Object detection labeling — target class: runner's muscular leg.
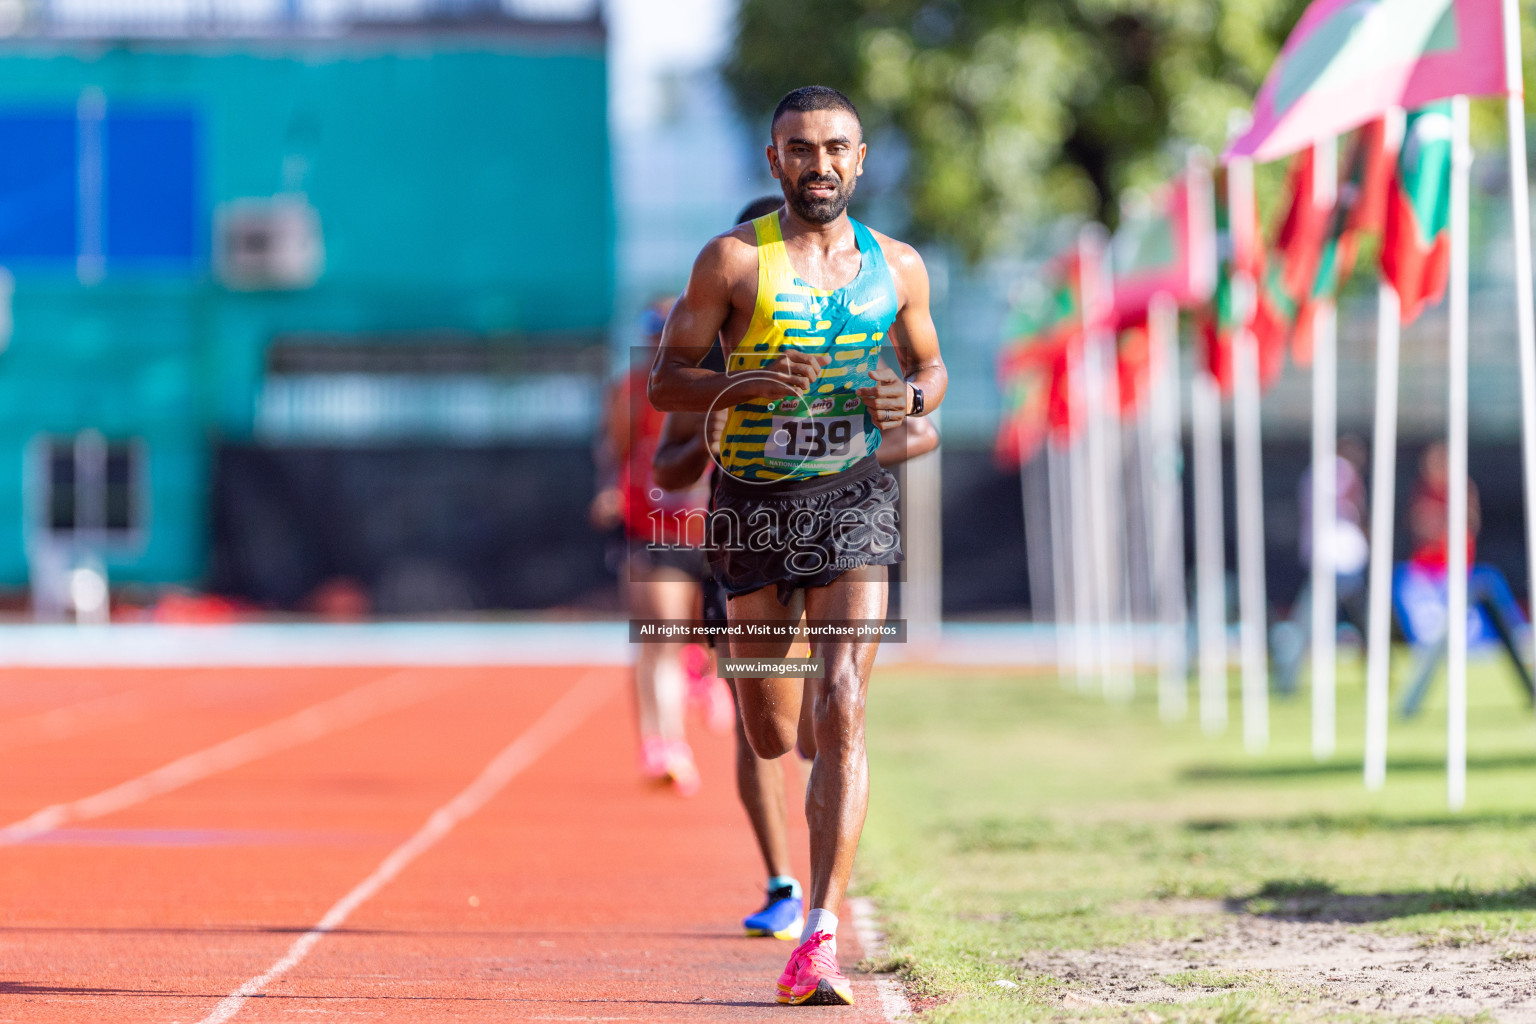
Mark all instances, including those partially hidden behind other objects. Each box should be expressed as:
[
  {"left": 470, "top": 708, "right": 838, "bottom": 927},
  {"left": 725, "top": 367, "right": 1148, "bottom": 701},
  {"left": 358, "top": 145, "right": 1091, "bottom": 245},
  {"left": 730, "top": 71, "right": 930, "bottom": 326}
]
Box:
[
  {"left": 796, "top": 678, "right": 817, "bottom": 760},
  {"left": 728, "top": 584, "right": 807, "bottom": 759},
  {"left": 730, "top": 679, "right": 793, "bottom": 879},
  {"left": 801, "top": 565, "right": 887, "bottom": 914},
  {"left": 630, "top": 562, "right": 699, "bottom": 741},
  {"left": 731, "top": 607, "right": 811, "bottom": 880}
]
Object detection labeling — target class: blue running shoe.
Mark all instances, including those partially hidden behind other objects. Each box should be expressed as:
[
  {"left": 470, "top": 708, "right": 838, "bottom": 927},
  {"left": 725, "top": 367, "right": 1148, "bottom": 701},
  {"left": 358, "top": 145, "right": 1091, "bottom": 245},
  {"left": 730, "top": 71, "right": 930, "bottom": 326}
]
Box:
[{"left": 743, "top": 883, "right": 804, "bottom": 940}]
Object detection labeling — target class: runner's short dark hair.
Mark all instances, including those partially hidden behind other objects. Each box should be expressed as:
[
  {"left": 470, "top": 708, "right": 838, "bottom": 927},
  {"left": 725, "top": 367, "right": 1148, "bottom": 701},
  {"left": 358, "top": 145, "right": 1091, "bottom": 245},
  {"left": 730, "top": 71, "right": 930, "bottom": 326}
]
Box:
[
  {"left": 735, "top": 196, "right": 784, "bottom": 225},
  {"left": 771, "top": 86, "right": 862, "bottom": 141}
]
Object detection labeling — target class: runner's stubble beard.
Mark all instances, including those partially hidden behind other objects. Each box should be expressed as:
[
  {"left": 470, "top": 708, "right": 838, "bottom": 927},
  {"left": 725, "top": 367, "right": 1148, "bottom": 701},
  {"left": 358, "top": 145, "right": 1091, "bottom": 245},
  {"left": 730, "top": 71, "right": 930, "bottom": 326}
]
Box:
[{"left": 782, "top": 168, "right": 856, "bottom": 225}]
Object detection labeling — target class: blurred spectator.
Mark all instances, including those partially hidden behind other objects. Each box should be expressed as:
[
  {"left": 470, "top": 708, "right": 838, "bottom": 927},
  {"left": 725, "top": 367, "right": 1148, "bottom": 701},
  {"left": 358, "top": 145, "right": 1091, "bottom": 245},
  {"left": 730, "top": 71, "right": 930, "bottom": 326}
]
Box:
[
  {"left": 304, "top": 576, "right": 372, "bottom": 621},
  {"left": 150, "top": 590, "right": 245, "bottom": 623},
  {"left": 1298, "top": 434, "right": 1372, "bottom": 589},
  {"left": 1408, "top": 441, "right": 1480, "bottom": 572},
  {"left": 1272, "top": 435, "right": 1372, "bottom": 694},
  {"left": 1393, "top": 445, "right": 1532, "bottom": 717}
]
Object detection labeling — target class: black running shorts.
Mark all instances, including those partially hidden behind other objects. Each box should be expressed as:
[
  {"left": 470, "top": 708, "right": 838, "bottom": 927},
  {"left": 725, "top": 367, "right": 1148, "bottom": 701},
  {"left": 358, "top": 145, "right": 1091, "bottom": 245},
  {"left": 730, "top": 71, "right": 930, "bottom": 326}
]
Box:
[
  {"left": 701, "top": 576, "right": 729, "bottom": 647},
  {"left": 707, "top": 456, "right": 902, "bottom": 606}
]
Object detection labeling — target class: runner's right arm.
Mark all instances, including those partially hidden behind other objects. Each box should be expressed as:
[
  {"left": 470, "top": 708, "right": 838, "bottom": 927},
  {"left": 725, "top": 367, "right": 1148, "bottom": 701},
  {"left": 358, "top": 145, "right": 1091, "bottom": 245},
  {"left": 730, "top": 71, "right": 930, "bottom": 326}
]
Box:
[
  {"left": 647, "top": 234, "right": 827, "bottom": 413},
  {"left": 651, "top": 411, "right": 709, "bottom": 491},
  {"left": 587, "top": 378, "right": 628, "bottom": 529}
]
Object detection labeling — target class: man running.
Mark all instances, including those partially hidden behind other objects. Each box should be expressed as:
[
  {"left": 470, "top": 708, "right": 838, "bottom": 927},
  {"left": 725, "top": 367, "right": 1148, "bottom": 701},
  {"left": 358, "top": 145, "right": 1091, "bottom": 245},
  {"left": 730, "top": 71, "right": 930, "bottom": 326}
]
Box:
[
  {"left": 648, "top": 86, "right": 946, "bottom": 1006},
  {"left": 652, "top": 195, "right": 940, "bottom": 946},
  {"left": 590, "top": 297, "right": 714, "bottom": 795}
]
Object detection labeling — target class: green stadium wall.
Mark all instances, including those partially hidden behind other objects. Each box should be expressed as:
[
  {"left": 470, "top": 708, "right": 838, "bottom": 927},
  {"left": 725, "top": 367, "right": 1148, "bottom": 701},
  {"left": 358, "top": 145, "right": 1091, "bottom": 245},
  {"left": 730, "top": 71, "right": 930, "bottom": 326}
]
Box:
[{"left": 0, "top": 33, "right": 613, "bottom": 588}]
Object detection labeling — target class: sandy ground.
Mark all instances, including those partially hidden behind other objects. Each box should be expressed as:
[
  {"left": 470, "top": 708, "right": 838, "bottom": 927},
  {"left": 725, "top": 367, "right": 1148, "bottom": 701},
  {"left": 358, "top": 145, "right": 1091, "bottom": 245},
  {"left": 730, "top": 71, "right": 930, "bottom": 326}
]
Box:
[{"left": 1019, "top": 900, "right": 1536, "bottom": 1021}]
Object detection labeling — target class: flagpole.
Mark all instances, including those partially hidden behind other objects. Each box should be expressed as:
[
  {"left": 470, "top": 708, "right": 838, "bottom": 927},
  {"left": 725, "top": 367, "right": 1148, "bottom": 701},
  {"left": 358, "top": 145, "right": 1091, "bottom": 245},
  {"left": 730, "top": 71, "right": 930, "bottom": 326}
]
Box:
[
  {"left": 1047, "top": 440, "right": 1074, "bottom": 686},
  {"left": 1228, "top": 153, "right": 1269, "bottom": 753},
  {"left": 1080, "top": 225, "right": 1132, "bottom": 701},
  {"left": 1134, "top": 407, "right": 1159, "bottom": 675},
  {"left": 1086, "top": 330, "right": 1117, "bottom": 699},
  {"left": 1020, "top": 438, "right": 1052, "bottom": 625},
  {"left": 1068, "top": 229, "right": 1102, "bottom": 695},
  {"left": 1078, "top": 229, "right": 1109, "bottom": 697},
  {"left": 1364, "top": 279, "right": 1402, "bottom": 791},
  {"left": 1311, "top": 136, "right": 1340, "bottom": 761},
  {"left": 1501, "top": 0, "right": 1536, "bottom": 672},
  {"left": 1101, "top": 338, "right": 1135, "bottom": 703},
  {"left": 1192, "top": 362, "right": 1227, "bottom": 734},
  {"left": 1447, "top": 94, "right": 1472, "bottom": 812},
  {"left": 1087, "top": 325, "right": 1129, "bottom": 700},
  {"left": 1149, "top": 292, "right": 1189, "bottom": 721},
  {"left": 1068, "top": 344, "right": 1096, "bottom": 693},
  {"left": 1233, "top": 333, "right": 1268, "bottom": 751},
  {"left": 1364, "top": 106, "right": 1409, "bottom": 792}
]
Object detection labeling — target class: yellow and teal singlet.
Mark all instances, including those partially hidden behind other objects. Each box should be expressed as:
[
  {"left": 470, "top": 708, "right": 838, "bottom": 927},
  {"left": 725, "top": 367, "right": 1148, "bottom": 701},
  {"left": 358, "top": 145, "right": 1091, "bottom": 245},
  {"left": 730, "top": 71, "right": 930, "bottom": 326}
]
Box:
[{"left": 718, "top": 212, "right": 898, "bottom": 484}]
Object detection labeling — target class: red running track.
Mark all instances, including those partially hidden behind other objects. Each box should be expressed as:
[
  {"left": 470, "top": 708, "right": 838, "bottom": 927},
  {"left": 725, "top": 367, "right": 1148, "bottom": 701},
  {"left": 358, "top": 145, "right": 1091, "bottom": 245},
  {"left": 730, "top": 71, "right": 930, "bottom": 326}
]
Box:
[{"left": 0, "top": 665, "right": 899, "bottom": 1022}]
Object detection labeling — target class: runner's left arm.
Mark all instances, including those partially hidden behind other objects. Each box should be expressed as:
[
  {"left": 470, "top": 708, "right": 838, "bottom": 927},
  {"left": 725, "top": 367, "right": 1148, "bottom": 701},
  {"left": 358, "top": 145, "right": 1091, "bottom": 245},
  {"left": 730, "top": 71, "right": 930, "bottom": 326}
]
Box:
[
  {"left": 858, "top": 240, "right": 947, "bottom": 431},
  {"left": 875, "top": 415, "right": 939, "bottom": 467},
  {"left": 887, "top": 243, "right": 947, "bottom": 412}
]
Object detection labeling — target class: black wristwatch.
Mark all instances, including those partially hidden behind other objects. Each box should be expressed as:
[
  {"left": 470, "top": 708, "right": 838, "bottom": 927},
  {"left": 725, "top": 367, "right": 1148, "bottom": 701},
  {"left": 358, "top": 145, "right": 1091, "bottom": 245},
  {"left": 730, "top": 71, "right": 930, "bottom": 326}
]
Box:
[{"left": 907, "top": 383, "right": 924, "bottom": 416}]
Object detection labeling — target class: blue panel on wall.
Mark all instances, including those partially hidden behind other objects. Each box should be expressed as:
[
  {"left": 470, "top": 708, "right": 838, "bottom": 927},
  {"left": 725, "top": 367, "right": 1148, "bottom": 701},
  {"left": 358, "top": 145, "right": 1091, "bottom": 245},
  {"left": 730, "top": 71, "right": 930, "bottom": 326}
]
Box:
[
  {"left": 0, "top": 112, "right": 76, "bottom": 262},
  {"left": 106, "top": 111, "right": 198, "bottom": 265}
]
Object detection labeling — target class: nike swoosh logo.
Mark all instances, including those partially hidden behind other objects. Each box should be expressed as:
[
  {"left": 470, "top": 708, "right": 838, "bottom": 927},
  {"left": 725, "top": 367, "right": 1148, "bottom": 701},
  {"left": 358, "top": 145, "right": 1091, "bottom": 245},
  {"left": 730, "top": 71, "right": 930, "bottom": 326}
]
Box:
[{"left": 848, "top": 298, "right": 882, "bottom": 316}]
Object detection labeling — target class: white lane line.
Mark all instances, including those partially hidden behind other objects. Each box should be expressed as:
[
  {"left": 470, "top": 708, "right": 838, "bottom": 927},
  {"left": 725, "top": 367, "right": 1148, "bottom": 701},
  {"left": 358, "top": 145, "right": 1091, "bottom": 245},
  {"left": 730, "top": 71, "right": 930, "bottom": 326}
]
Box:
[
  {"left": 848, "top": 896, "right": 913, "bottom": 1022},
  {"left": 876, "top": 978, "right": 914, "bottom": 1022},
  {"left": 0, "top": 669, "right": 450, "bottom": 846},
  {"left": 195, "top": 669, "right": 615, "bottom": 1024}
]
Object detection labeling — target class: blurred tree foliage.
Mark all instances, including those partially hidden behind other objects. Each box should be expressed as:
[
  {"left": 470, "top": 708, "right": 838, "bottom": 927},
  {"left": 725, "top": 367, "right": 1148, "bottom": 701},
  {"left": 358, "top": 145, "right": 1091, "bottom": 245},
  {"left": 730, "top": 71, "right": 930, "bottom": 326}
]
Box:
[
  {"left": 730, "top": 0, "right": 1536, "bottom": 261},
  {"left": 726, "top": 0, "right": 1317, "bottom": 258}
]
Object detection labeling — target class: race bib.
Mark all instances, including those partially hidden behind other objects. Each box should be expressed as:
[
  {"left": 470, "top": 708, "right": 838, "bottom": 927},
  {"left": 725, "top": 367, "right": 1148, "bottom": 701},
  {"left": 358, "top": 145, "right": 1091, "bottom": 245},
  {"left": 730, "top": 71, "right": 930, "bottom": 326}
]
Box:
[{"left": 761, "top": 393, "right": 868, "bottom": 472}]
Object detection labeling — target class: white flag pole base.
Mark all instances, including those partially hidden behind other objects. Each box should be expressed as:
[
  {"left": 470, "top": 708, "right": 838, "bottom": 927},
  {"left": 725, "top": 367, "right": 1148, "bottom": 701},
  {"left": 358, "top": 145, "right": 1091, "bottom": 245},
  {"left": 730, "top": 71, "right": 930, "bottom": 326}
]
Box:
[
  {"left": 1310, "top": 300, "right": 1339, "bottom": 761},
  {"left": 1505, "top": 103, "right": 1536, "bottom": 669},
  {"left": 1233, "top": 329, "right": 1269, "bottom": 753},
  {"left": 1192, "top": 370, "right": 1227, "bottom": 734},
  {"left": 1149, "top": 294, "right": 1188, "bottom": 723},
  {"left": 1446, "top": 95, "right": 1472, "bottom": 812},
  {"left": 1501, "top": 0, "right": 1536, "bottom": 684},
  {"left": 1364, "top": 282, "right": 1402, "bottom": 791},
  {"left": 1309, "top": 138, "right": 1340, "bottom": 763}
]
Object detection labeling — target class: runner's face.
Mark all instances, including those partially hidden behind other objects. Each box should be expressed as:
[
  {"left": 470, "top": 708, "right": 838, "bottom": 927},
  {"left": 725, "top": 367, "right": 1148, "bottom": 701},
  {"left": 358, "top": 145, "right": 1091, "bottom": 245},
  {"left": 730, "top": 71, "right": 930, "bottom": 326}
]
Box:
[{"left": 767, "top": 110, "right": 865, "bottom": 225}]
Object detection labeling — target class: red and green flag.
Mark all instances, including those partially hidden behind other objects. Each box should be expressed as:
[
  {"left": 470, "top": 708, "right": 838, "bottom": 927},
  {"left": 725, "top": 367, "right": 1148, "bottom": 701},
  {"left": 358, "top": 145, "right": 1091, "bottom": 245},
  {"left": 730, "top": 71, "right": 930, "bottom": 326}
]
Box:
[
  {"left": 1105, "top": 158, "right": 1217, "bottom": 417},
  {"left": 1382, "top": 101, "right": 1454, "bottom": 323},
  {"left": 1308, "top": 118, "right": 1394, "bottom": 302},
  {"left": 1226, "top": 0, "right": 1511, "bottom": 164},
  {"left": 1201, "top": 164, "right": 1287, "bottom": 392},
  {"left": 1113, "top": 314, "right": 1155, "bottom": 416},
  {"left": 1289, "top": 118, "right": 1396, "bottom": 359},
  {"left": 1110, "top": 159, "right": 1217, "bottom": 322},
  {"left": 1261, "top": 148, "right": 1331, "bottom": 365},
  {"left": 995, "top": 254, "right": 1088, "bottom": 467}
]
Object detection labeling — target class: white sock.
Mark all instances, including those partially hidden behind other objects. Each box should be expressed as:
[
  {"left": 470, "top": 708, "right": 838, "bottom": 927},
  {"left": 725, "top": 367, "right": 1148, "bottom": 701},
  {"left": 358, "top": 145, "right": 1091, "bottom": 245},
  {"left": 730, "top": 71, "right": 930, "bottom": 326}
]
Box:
[{"left": 801, "top": 908, "right": 838, "bottom": 953}]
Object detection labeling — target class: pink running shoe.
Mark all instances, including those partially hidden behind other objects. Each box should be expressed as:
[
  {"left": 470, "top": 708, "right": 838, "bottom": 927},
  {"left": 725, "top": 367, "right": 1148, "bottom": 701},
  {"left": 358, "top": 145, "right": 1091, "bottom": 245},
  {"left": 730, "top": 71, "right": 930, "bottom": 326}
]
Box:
[
  {"left": 782, "top": 931, "right": 853, "bottom": 1006},
  {"left": 639, "top": 736, "right": 670, "bottom": 782},
  {"left": 682, "top": 642, "right": 711, "bottom": 684},
  {"left": 775, "top": 936, "right": 809, "bottom": 1003},
  {"left": 664, "top": 739, "right": 701, "bottom": 797}
]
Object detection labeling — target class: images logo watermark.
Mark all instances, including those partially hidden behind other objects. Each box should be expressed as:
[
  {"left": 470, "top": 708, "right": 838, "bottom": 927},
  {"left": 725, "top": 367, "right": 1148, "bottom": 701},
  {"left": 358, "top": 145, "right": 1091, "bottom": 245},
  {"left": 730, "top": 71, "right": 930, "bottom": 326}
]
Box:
[{"left": 646, "top": 496, "right": 899, "bottom": 577}]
